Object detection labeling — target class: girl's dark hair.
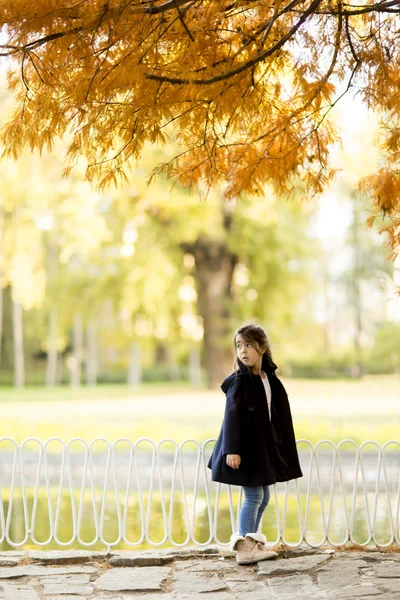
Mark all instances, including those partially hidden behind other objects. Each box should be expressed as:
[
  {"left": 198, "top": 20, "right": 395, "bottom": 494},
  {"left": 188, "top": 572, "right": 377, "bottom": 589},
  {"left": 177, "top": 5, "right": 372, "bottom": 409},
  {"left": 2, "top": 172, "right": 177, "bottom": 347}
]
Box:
[{"left": 232, "top": 322, "right": 274, "bottom": 372}]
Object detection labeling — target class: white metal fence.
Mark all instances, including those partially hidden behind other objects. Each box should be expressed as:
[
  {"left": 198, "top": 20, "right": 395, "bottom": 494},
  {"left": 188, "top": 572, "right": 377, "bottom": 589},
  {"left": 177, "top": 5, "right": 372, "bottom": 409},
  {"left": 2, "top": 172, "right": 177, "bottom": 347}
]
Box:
[{"left": 0, "top": 437, "right": 399, "bottom": 550}]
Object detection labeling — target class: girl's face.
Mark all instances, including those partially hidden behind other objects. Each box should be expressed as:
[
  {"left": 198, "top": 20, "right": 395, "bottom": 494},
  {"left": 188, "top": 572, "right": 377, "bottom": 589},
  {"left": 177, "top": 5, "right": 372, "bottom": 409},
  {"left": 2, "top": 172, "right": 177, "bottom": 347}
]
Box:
[{"left": 235, "top": 334, "right": 265, "bottom": 370}]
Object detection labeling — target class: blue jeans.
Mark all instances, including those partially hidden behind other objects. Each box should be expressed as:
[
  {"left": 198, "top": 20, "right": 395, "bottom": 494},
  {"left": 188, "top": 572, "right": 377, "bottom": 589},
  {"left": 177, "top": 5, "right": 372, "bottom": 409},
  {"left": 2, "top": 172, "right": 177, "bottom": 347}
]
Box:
[{"left": 239, "top": 485, "right": 270, "bottom": 536}]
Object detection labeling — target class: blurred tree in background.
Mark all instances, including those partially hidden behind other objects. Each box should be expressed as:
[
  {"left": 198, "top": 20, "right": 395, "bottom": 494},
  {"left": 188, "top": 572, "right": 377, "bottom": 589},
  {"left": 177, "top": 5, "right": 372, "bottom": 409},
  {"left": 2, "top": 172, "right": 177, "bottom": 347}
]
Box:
[
  {"left": 0, "top": 135, "right": 397, "bottom": 387},
  {"left": 0, "top": 130, "right": 321, "bottom": 387}
]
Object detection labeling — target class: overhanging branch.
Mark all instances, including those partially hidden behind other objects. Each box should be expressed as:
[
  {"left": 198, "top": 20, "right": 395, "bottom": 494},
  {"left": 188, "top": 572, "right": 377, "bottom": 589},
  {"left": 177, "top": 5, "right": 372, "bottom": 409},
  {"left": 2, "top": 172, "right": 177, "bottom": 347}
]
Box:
[{"left": 145, "top": 0, "right": 322, "bottom": 85}]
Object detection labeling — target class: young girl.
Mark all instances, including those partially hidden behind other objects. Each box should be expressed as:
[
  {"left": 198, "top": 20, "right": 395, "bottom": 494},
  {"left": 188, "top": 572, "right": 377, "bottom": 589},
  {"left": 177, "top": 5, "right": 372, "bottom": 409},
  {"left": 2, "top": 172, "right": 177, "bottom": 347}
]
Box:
[{"left": 207, "top": 323, "right": 303, "bottom": 565}]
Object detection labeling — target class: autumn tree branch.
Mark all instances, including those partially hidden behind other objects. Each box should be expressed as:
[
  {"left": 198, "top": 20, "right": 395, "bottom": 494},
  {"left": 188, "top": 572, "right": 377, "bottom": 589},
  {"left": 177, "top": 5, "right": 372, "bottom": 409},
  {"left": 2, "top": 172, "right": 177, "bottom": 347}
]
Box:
[
  {"left": 1, "top": 0, "right": 400, "bottom": 267},
  {"left": 145, "top": 0, "right": 323, "bottom": 84}
]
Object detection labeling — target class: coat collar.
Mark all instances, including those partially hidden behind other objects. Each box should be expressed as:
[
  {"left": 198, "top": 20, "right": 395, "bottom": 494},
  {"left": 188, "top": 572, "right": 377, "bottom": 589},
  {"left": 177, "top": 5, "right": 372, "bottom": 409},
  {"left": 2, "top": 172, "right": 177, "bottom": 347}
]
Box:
[
  {"left": 237, "top": 354, "right": 278, "bottom": 376},
  {"left": 220, "top": 355, "right": 278, "bottom": 393}
]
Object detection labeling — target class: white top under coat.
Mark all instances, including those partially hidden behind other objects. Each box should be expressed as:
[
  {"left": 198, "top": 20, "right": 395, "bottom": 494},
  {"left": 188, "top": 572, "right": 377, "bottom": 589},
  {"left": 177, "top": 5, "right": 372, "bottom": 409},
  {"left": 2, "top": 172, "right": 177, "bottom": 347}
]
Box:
[{"left": 261, "top": 371, "right": 272, "bottom": 421}]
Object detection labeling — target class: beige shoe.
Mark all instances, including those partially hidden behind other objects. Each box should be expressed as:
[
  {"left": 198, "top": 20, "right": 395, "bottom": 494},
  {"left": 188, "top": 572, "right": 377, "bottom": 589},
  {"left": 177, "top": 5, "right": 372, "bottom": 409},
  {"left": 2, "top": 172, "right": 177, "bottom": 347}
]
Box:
[
  {"left": 230, "top": 532, "right": 278, "bottom": 565},
  {"left": 245, "top": 532, "right": 279, "bottom": 559}
]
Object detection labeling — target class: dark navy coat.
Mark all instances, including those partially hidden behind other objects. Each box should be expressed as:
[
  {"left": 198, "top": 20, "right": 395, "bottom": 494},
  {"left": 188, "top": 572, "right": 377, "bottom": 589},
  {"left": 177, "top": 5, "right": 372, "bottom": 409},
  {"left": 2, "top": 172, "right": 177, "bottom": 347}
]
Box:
[{"left": 207, "top": 356, "right": 303, "bottom": 486}]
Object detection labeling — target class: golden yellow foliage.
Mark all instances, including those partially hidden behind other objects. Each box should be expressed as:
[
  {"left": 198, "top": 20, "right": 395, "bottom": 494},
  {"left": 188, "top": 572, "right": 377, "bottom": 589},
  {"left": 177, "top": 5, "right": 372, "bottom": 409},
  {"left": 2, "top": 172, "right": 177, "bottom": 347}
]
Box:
[{"left": 0, "top": 0, "right": 400, "bottom": 261}]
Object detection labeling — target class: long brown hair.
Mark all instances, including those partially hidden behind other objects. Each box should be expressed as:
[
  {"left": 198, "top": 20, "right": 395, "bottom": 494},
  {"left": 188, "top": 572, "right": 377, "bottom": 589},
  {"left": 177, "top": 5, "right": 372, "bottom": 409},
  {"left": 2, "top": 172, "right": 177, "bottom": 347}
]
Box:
[{"left": 232, "top": 322, "right": 275, "bottom": 373}]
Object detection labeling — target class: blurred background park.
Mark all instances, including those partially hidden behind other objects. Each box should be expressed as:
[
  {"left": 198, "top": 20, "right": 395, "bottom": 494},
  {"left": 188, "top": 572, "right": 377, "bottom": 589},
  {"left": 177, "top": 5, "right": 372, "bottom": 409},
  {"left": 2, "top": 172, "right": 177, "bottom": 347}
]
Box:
[
  {"left": 0, "top": 75, "right": 399, "bottom": 551},
  {"left": 0, "top": 72, "right": 399, "bottom": 443}
]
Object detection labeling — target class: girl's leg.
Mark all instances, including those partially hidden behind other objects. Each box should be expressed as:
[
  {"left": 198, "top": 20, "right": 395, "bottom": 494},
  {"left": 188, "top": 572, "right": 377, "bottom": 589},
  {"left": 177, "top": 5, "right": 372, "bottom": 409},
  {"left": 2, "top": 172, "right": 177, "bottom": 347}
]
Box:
[
  {"left": 238, "top": 486, "right": 264, "bottom": 536},
  {"left": 254, "top": 485, "right": 270, "bottom": 533}
]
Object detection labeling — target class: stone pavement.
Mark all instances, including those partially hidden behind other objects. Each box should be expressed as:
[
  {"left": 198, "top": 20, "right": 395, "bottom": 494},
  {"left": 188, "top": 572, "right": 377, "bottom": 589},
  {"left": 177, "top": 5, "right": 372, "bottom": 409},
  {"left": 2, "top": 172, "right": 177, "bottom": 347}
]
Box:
[{"left": 0, "top": 544, "right": 399, "bottom": 600}]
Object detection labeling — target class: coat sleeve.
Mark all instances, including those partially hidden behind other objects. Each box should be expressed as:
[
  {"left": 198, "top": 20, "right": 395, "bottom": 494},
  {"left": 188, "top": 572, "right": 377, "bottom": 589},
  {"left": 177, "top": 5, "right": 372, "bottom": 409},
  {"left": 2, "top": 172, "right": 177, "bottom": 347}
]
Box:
[{"left": 222, "top": 376, "right": 246, "bottom": 456}]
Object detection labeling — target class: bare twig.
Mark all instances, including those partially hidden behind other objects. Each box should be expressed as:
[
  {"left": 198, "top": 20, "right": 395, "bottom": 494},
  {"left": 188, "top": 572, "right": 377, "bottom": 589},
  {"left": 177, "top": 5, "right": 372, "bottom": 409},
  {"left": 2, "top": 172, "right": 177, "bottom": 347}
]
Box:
[{"left": 172, "top": 0, "right": 195, "bottom": 41}]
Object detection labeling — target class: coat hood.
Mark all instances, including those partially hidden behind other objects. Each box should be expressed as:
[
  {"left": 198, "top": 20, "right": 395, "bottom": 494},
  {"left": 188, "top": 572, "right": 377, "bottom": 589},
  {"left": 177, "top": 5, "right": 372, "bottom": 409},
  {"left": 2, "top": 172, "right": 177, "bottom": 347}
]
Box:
[
  {"left": 220, "top": 372, "right": 238, "bottom": 394},
  {"left": 220, "top": 355, "right": 278, "bottom": 393}
]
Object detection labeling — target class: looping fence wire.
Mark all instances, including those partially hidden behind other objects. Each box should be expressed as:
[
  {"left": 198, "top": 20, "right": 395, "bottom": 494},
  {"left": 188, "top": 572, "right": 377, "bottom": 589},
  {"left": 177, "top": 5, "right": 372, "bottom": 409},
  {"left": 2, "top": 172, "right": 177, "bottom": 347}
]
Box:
[{"left": 0, "top": 437, "right": 399, "bottom": 550}]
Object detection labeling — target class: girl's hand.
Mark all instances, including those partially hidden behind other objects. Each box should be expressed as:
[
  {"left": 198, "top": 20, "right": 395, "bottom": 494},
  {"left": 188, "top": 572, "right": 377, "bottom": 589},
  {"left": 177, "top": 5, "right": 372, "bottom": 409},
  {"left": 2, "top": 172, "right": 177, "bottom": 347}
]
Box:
[{"left": 226, "top": 454, "right": 241, "bottom": 469}]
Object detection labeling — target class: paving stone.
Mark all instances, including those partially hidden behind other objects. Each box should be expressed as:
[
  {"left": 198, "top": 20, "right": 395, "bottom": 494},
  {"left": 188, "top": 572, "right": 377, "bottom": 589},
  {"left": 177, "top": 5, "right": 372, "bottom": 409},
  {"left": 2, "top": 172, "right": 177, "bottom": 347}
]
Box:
[
  {"left": 171, "top": 594, "right": 236, "bottom": 600},
  {"left": 174, "top": 558, "right": 237, "bottom": 572},
  {"left": 224, "top": 576, "right": 269, "bottom": 593},
  {"left": 334, "top": 583, "right": 381, "bottom": 598},
  {"left": 41, "top": 583, "right": 94, "bottom": 595},
  {"left": 0, "top": 583, "right": 40, "bottom": 600},
  {"left": 316, "top": 555, "right": 372, "bottom": 589},
  {"left": 338, "top": 551, "right": 378, "bottom": 562},
  {"left": 94, "top": 596, "right": 174, "bottom": 600},
  {"left": 226, "top": 583, "right": 268, "bottom": 594},
  {"left": 317, "top": 563, "right": 365, "bottom": 588},
  {"left": 379, "top": 552, "right": 400, "bottom": 561},
  {"left": 120, "top": 597, "right": 175, "bottom": 600},
  {"left": 0, "top": 547, "right": 398, "bottom": 599},
  {"left": 280, "top": 546, "right": 333, "bottom": 559},
  {"left": 43, "top": 597, "right": 88, "bottom": 600},
  {"left": 108, "top": 551, "right": 165, "bottom": 567},
  {"left": 0, "top": 565, "right": 97, "bottom": 579},
  {"left": 334, "top": 551, "right": 400, "bottom": 563},
  {"left": 229, "top": 594, "right": 275, "bottom": 600},
  {"left": 215, "top": 594, "right": 274, "bottom": 600},
  {"left": 353, "top": 552, "right": 400, "bottom": 562},
  {"left": 257, "top": 553, "right": 332, "bottom": 576},
  {"left": 371, "top": 562, "right": 400, "bottom": 578},
  {"left": 360, "top": 566, "right": 376, "bottom": 578},
  {"left": 265, "top": 574, "right": 327, "bottom": 599},
  {"left": 188, "top": 545, "right": 221, "bottom": 555},
  {"left": 223, "top": 574, "right": 252, "bottom": 581},
  {"left": 27, "top": 550, "right": 108, "bottom": 564},
  {"left": 173, "top": 570, "right": 228, "bottom": 594},
  {"left": 0, "top": 558, "right": 22, "bottom": 568},
  {"left": 108, "top": 546, "right": 220, "bottom": 567},
  {"left": 372, "top": 577, "right": 400, "bottom": 592},
  {"left": 318, "top": 556, "right": 370, "bottom": 571},
  {"left": 360, "top": 597, "right": 393, "bottom": 600},
  {"left": 95, "top": 566, "right": 171, "bottom": 592},
  {"left": 38, "top": 575, "right": 91, "bottom": 585}
]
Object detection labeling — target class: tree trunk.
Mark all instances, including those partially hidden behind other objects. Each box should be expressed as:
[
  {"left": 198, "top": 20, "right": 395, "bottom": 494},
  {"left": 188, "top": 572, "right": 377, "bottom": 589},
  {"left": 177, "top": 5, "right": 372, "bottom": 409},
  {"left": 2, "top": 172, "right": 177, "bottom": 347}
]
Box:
[
  {"left": 46, "top": 235, "right": 58, "bottom": 386},
  {"left": 45, "top": 309, "right": 58, "bottom": 386},
  {"left": 350, "top": 195, "right": 363, "bottom": 378},
  {"left": 56, "top": 353, "right": 63, "bottom": 385},
  {"left": 128, "top": 341, "right": 142, "bottom": 386},
  {"left": 166, "top": 346, "right": 180, "bottom": 381},
  {"left": 189, "top": 346, "right": 202, "bottom": 386},
  {"left": 185, "top": 214, "right": 238, "bottom": 388},
  {"left": 12, "top": 296, "right": 24, "bottom": 388},
  {"left": 86, "top": 320, "right": 97, "bottom": 385},
  {"left": 321, "top": 254, "right": 331, "bottom": 356},
  {"left": 70, "top": 312, "right": 83, "bottom": 387}
]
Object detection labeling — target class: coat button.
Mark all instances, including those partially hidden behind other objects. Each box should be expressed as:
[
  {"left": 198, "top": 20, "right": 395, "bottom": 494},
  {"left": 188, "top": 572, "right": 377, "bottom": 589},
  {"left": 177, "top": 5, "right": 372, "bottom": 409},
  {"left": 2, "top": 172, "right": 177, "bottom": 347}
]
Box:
[{"left": 248, "top": 406, "right": 254, "bottom": 411}]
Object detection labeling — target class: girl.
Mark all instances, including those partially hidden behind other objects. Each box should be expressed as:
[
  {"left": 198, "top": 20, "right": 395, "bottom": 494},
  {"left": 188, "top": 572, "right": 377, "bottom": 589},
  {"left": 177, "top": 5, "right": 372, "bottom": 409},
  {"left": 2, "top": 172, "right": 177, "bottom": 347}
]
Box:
[{"left": 207, "top": 323, "right": 303, "bottom": 565}]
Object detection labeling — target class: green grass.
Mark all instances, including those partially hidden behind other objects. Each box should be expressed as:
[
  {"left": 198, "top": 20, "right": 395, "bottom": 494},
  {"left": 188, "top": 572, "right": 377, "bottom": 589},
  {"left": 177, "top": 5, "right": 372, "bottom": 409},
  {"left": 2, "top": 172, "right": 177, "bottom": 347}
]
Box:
[
  {"left": 1, "top": 376, "right": 399, "bottom": 449},
  {"left": 1, "top": 380, "right": 194, "bottom": 403}
]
